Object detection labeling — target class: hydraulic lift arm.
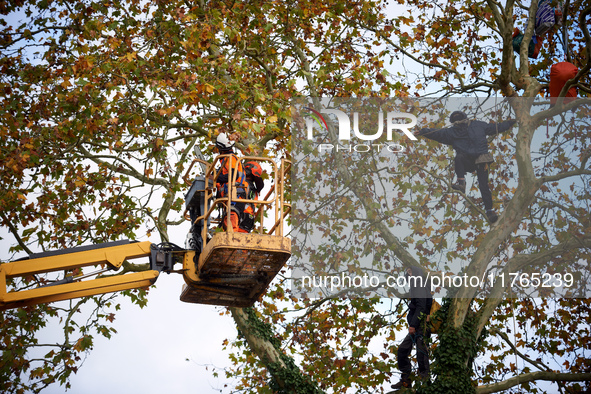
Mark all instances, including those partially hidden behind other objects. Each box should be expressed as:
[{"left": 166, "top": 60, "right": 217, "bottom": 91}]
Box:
[
  {"left": 0, "top": 157, "right": 292, "bottom": 310},
  {"left": 0, "top": 240, "right": 178, "bottom": 311}
]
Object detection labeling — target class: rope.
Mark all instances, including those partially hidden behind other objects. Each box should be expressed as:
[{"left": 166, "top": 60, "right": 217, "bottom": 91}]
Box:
[
  {"left": 509, "top": 292, "right": 521, "bottom": 384},
  {"left": 411, "top": 333, "right": 430, "bottom": 358}
]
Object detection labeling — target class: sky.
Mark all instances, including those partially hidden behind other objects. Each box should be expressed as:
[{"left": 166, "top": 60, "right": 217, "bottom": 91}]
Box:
[{"left": 19, "top": 259, "right": 240, "bottom": 394}]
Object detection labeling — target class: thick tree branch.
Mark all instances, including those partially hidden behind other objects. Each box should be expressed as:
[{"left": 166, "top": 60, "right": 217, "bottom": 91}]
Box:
[
  {"left": 532, "top": 98, "right": 591, "bottom": 125},
  {"left": 476, "top": 234, "right": 591, "bottom": 337},
  {"left": 476, "top": 371, "right": 591, "bottom": 394},
  {"left": 451, "top": 98, "right": 540, "bottom": 306},
  {"left": 518, "top": 1, "right": 538, "bottom": 78},
  {"left": 486, "top": 0, "right": 507, "bottom": 33},
  {"left": 538, "top": 168, "right": 591, "bottom": 184},
  {"left": 229, "top": 307, "right": 324, "bottom": 393},
  {"left": 491, "top": 0, "right": 518, "bottom": 96},
  {"left": 508, "top": 235, "right": 591, "bottom": 273},
  {"left": 560, "top": 6, "right": 591, "bottom": 98}
]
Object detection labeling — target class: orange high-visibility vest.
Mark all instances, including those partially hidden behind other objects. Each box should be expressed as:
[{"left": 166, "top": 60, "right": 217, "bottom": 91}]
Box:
[{"left": 217, "top": 154, "right": 247, "bottom": 197}]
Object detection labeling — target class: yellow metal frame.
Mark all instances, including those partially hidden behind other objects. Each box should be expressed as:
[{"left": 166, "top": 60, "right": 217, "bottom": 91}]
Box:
[
  {"left": 0, "top": 242, "right": 157, "bottom": 310},
  {"left": 180, "top": 232, "right": 291, "bottom": 307},
  {"left": 180, "top": 157, "right": 292, "bottom": 307},
  {"left": 182, "top": 232, "right": 292, "bottom": 284},
  {"left": 183, "top": 156, "right": 291, "bottom": 239}
]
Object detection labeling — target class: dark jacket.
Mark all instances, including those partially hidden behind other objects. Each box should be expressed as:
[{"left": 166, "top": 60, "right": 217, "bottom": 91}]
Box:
[
  {"left": 418, "top": 119, "right": 516, "bottom": 157},
  {"left": 407, "top": 266, "right": 433, "bottom": 331}
]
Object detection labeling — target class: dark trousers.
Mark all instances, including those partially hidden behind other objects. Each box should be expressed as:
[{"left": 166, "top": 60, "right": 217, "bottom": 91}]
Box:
[
  {"left": 397, "top": 333, "right": 430, "bottom": 381},
  {"left": 454, "top": 153, "right": 493, "bottom": 211}
]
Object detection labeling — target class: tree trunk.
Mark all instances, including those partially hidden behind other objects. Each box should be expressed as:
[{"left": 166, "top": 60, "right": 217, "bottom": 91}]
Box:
[{"left": 230, "top": 307, "right": 324, "bottom": 394}]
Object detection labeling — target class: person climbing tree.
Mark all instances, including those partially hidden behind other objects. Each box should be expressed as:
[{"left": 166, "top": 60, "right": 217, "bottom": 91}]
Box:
[
  {"left": 391, "top": 266, "right": 433, "bottom": 391},
  {"left": 414, "top": 111, "right": 517, "bottom": 223}
]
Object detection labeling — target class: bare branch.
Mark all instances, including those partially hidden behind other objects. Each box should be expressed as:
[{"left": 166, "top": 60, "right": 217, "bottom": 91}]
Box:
[
  {"left": 490, "top": 327, "right": 553, "bottom": 373},
  {"left": 0, "top": 212, "right": 33, "bottom": 255}
]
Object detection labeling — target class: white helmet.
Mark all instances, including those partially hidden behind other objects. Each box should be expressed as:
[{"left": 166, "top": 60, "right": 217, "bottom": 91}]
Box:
[{"left": 215, "top": 133, "right": 234, "bottom": 150}]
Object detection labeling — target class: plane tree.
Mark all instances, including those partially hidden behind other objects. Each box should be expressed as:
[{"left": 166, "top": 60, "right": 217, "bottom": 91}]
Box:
[
  {"left": 222, "top": 1, "right": 591, "bottom": 393},
  {"left": 0, "top": 0, "right": 590, "bottom": 393}
]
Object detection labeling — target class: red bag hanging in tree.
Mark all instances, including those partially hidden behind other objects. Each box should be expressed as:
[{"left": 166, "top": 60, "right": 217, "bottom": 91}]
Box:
[{"left": 549, "top": 62, "right": 578, "bottom": 106}]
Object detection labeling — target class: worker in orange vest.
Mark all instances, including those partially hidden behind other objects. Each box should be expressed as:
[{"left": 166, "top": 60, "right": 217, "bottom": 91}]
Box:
[{"left": 214, "top": 133, "right": 254, "bottom": 233}]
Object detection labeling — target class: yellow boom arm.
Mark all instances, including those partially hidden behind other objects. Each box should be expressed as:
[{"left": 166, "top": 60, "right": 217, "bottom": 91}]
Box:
[{"left": 0, "top": 241, "right": 161, "bottom": 311}]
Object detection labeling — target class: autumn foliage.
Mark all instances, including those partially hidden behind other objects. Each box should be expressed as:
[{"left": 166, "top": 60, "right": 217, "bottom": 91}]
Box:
[{"left": 1, "top": 0, "right": 590, "bottom": 393}]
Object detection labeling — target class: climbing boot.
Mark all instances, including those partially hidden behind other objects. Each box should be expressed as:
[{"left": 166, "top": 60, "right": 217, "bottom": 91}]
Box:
[
  {"left": 451, "top": 180, "right": 466, "bottom": 193},
  {"left": 391, "top": 378, "right": 411, "bottom": 390},
  {"left": 486, "top": 209, "right": 498, "bottom": 223}
]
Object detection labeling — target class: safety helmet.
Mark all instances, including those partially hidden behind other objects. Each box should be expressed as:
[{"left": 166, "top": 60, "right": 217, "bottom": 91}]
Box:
[
  {"left": 449, "top": 111, "right": 468, "bottom": 123},
  {"left": 215, "top": 133, "right": 234, "bottom": 150}
]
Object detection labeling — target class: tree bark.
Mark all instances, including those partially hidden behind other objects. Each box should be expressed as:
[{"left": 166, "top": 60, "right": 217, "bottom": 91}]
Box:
[{"left": 230, "top": 307, "right": 324, "bottom": 394}]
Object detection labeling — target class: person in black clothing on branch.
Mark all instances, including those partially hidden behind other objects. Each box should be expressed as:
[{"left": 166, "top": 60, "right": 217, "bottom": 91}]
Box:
[
  {"left": 415, "top": 111, "right": 517, "bottom": 223},
  {"left": 391, "top": 266, "right": 433, "bottom": 390}
]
